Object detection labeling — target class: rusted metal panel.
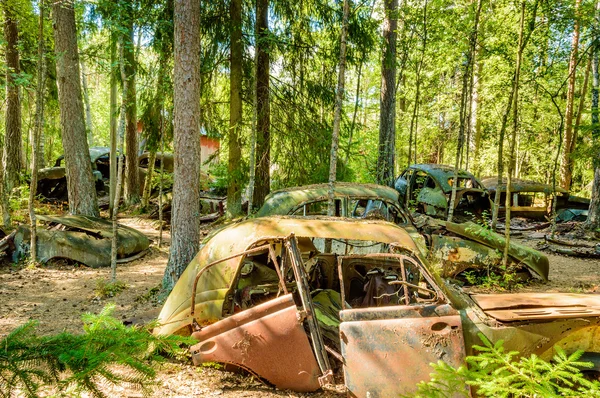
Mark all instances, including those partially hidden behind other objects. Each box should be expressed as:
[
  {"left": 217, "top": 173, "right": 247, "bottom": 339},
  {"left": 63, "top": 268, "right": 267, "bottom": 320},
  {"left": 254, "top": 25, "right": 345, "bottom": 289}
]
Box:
[
  {"left": 471, "top": 293, "right": 600, "bottom": 321},
  {"left": 189, "top": 294, "right": 321, "bottom": 392},
  {"left": 340, "top": 312, "right": 466, "bottom": 397},
  {"left": 156, "top": 217, "right": 424, "bottom": 336}
]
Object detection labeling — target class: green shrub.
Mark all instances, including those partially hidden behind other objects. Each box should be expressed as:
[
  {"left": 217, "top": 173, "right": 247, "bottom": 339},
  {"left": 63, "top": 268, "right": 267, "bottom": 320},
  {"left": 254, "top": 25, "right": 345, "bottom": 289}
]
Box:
[
  {"left": 0, "top": 304, "right": 194, "bottom": 398},
  {"left": 413, "top": 334, "right": 600, "bottom": 397}
]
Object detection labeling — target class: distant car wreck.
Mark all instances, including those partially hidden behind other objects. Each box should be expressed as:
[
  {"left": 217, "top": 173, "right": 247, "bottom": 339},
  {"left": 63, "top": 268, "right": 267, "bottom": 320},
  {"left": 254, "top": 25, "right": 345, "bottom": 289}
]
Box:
[
  {"left": 482, "top": 177, "right": 590, "bottom": 220},
  {"left": 12, "top": 215, "right": 149, "bottom": 268},
  {"left": 36, "top": 148, "right": 175, "bottom": 202},
  {"left": 155, "top": 217, "right": 600, "bottom": 395},
  {"left": 255, "top": 183, "right": 548, "bottom": 282},
  {"left": 394, "top": 163, "right": 492, "bottom": 220}
]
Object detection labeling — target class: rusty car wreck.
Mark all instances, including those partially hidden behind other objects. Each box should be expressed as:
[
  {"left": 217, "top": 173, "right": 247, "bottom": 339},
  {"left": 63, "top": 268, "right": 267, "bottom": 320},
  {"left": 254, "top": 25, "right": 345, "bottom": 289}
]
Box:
[
  {"left": 482, "top": 177, "right": 590, "bottom": 221},
  {"left": 11, "top": 215, "right": 150, "bottom": 268},
  {"left": 394, "top": 163, "right": 492, "bottom": 219},
  {"left": 254, "top": 183, "right": 548, "bottom": 281},
  {"left": 155, "top": 217, "right": 600, "bottom": 396}
]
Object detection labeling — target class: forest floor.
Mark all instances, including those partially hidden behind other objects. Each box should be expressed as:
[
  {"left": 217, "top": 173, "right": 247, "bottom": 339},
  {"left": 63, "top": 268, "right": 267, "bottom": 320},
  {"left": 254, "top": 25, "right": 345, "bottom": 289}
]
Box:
[{"left": 0, "top": 214, "right": 599, "bottom": 397}]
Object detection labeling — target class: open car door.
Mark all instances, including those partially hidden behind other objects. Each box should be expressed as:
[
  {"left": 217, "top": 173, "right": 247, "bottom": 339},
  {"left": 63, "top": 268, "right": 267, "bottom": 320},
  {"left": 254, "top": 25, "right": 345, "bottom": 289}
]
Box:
[
  {"left": 337, "top": 253, "right": 467, "bottom": 397},
  {"left": 188, "top": 236, "right": 332, "bottom": 392}
]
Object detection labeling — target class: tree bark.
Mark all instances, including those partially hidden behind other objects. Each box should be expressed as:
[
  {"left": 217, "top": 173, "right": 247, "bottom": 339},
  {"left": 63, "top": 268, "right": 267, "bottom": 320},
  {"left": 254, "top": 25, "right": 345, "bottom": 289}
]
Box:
[
  {"left": 30, "top": 0, "right": 46, "bottom": 263},
  {"left": 163, "top": 0, "right": 202, "bottom": 293},
  {"left": 81, "top": 61, "right": 93, "bottom": 146},
  {"left": 252, "top": 0, "right": 270, "bottom": 209},
  {"left": 503, "top": 1, "right": 526, "bottom": 267},
  {"left": 3, "top": 2, "right": 23, "bottom": 191},
  {"left": 52, "top": 0, "right": 99, "bottom": 216},
  {"left": 109, "top": 31, "right": 118, "bottom": 215},
  {"left": 377, "top": 0, "right": 397, "bottom": 187},
  {"left": 327, "top": 0, "right": 350, "bottom": 216},
  {"left": 586, "top": 0, "right": 600, "bottom": 232},
  {"left": 227, "top": 0, "right": 243, "bottom": 217},
  {"left": 560, "top": 0, "right": 582, "bottom": 190},
  {"left": 448, "top": 0, "right": 482, "bottom": 222},
  {"left": 123, "top": 12, "right": 140, "bottom": 205}
]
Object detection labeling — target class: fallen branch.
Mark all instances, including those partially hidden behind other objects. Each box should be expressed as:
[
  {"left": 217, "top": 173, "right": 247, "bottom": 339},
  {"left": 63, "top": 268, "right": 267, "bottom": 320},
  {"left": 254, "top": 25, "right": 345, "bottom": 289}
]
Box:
[
  {"left": 0, "top": 230, "right": 17, "bottom": 253},
  {"left": 116, "top": 249, "right": 149, "bottom": 264},
  {"left": 544, "top": 235, "right": 598, "bottom": 248}
]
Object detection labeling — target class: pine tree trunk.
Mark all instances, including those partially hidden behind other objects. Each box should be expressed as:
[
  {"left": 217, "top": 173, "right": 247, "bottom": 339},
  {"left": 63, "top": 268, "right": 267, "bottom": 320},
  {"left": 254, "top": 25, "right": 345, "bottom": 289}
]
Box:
[
  {"left": 503, "top": 1, "right": 526, "bottom": 267},
  {"left": 560, "top": 0, "right": 582, "bottom": 190},
  {"left": 327, "top": 0, "right": 350, "bottom": 217},
  {"left": 81, "top": 61, "right": 94, "bottom": 146},
  {"left": 227, "top": 0, "right": 243, "bottom": 217},
  {"left": 30, "top": 0, "right": 46, "bottom": 263},
  {"left": 448, "top": 0, "right": 482, "bottom": 222},
  {"left": 123, "top": 14, "right": 140, "bottom": 205},
  {"left": 252, "top": 0, "right": 270, "bottom": 209},
  {"left": 111, "top": 36, "right": 129, "bottom": 282},
  {"left": 3, "top": 3, "right": 23, "bottom": 192},
  {"left": 586, "top": 0, "right": 600, "bottom": 232},
  {"left": 52, "top": 0, "right": 99, "bottom": 217},
  {"left": 109, "top": 31, "right": 118, "bottom": 215},
  {"left": 377, "top": 0, "right": 397, "bottom": 187},
  {"left": 163, "top": 0, "right": 202, "bottom": 294}
]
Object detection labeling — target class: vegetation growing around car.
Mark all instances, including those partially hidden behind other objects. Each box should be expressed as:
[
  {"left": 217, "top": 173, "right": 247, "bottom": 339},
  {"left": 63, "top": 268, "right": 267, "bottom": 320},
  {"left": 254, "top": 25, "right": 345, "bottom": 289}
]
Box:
[
  {"left": 413, "top": 334, "right": 600, "bottom": 398},
  {"left": 0, "top": 304, "right": 193, "bottom": 398}
]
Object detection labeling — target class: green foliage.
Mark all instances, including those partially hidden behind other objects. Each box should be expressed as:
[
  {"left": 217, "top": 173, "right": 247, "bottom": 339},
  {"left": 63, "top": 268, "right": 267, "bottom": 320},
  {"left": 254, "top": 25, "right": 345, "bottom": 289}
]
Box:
[
  {"left": 413, "top": 334, "right": 600, "bottom": 398},
  {"left": 463, "top": 263, "right": 524, "bottom": 291},
  {"left": 0, "top": 304, "right": 193, "bottom": 398},
  {"left": 93, "top": 279, "right": 128, "bottom": 299}
]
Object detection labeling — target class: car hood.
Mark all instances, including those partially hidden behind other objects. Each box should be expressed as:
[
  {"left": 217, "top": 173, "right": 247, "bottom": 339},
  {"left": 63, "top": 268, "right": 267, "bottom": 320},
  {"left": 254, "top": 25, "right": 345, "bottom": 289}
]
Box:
[{"left": 471, "top": 293, "right": 600, "bottom": 322}]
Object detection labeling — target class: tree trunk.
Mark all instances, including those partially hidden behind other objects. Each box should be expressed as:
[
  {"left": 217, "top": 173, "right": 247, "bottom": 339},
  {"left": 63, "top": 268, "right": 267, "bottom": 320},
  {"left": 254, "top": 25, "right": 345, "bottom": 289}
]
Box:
[
  {"left": 327, "top": 0, "right": 350, "bottom": 216},
  {"left": 377, "top": 0, "right": 398, "bottom": 186},
  {"left": 503, "top": 1, "right": 526, "bottom": 267},
  {"left": 247, "top": 45, "right": 258, "bottom": 215},
  {"left": 109, "top": 31, "right": 118, "bottom": 215},
  {"left": 163, "top": 0, "right": 202, "bottom": 293},
  {"left": 252, "top": 0, "right": 270, "bottom": 209},
  {"left": 123, "top": 14, "right": 140, "bottom": 205},
  {"left": 586, "top": 0, "right": 600, "bottom": 232},
  {"left": 52, "top": 0, "right": 99, "bottom": 217},
  {"left": 377, "top": 0, "right": 398, "bottom": 187},
  {"left": 560, "top": 0, "right": 582, "bottom": 190},
  {"left": 227, "top": 0, "right": 243, "bottom": 217},
  {"left": 3, "top": 2, "right": 23, "bottom": 191},
  {"left": 448, "top": 0, "right": 482, "bottom": 222},
  {"left": 81, "top": 61, "right": 94, "bottom": 146},
  {"left": 30, "top": 0, "right": 46, "bottom": 263},
  {"left": 491, "top": 0, "right": 539, "bottom": 228}
]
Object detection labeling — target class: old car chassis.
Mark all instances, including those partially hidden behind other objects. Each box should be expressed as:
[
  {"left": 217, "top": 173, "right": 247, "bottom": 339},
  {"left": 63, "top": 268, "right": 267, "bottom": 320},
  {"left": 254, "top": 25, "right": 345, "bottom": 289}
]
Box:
[{"left": 156, "top": 217, "right": 600, "bottom": 396}]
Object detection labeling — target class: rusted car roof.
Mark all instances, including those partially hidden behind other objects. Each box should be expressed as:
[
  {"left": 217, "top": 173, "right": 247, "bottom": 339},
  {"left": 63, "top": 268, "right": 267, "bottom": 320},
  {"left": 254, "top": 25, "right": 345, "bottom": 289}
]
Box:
[
  {"left": 406, "top": 163, "right": 484, "bottom": 193},
  {"left": 155, "top": 216, "right": 421, "bottom": 336},
  {"left": 255, "top": 183, "right": 400, "bottom": 217},
  {"left": 481, "top": 177, "right": 569, "bottom": 195}
]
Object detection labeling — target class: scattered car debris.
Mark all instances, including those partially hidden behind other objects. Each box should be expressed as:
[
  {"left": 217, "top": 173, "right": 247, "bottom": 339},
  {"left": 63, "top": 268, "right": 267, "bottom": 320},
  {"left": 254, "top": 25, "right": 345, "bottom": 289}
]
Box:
[
  {"left": 255, "top": 183, "right": 548, "bottom": 282},
  {"left": 12, "top": 215, "right": 150, "bottom": 268},
  {"left": 155, "top": 216, "right": 600, "bottom": 396},
  {"left": 482, "top": 177, "right": 590, "bottom": 221},
  {"left": 394, "top": 163, "right": 492, "bottom": 220}
]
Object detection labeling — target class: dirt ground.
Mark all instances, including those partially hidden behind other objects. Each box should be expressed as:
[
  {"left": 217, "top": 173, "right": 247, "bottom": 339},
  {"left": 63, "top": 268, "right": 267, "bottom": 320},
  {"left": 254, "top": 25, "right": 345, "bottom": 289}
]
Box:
[{"left": 0, "top": 216, "right": 598, "bottom": 397}]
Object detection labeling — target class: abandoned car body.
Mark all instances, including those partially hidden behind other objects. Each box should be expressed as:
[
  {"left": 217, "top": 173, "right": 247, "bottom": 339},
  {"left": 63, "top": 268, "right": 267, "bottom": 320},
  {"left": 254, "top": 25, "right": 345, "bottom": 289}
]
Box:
[
  {"left": 155, "top": 217, "right": 599, "bottom": 395},
  {"left": 254, "top": 183, "right": 548, "bottom": 281},
  {"left": 12, "top": 215, "right": 149, "bottom": 268},
  {"left": 37, "top": 149, "right": 174, "bottom": 201},
  {"left": 394, "top": 164, "right": 492, "bottom": 219},
  {"left": 482, "top": 177, "right": 591, "bottom": 220}
]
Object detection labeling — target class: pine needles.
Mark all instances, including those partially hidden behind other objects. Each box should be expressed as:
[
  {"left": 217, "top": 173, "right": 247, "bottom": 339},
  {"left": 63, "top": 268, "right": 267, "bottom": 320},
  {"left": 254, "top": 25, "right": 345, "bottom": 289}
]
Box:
[
  {"left": 0, "top": 304, "right": 193, "bottom": 398},
  {"left": 413, "top": 333, "right": 600, "bottom": 398}
]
